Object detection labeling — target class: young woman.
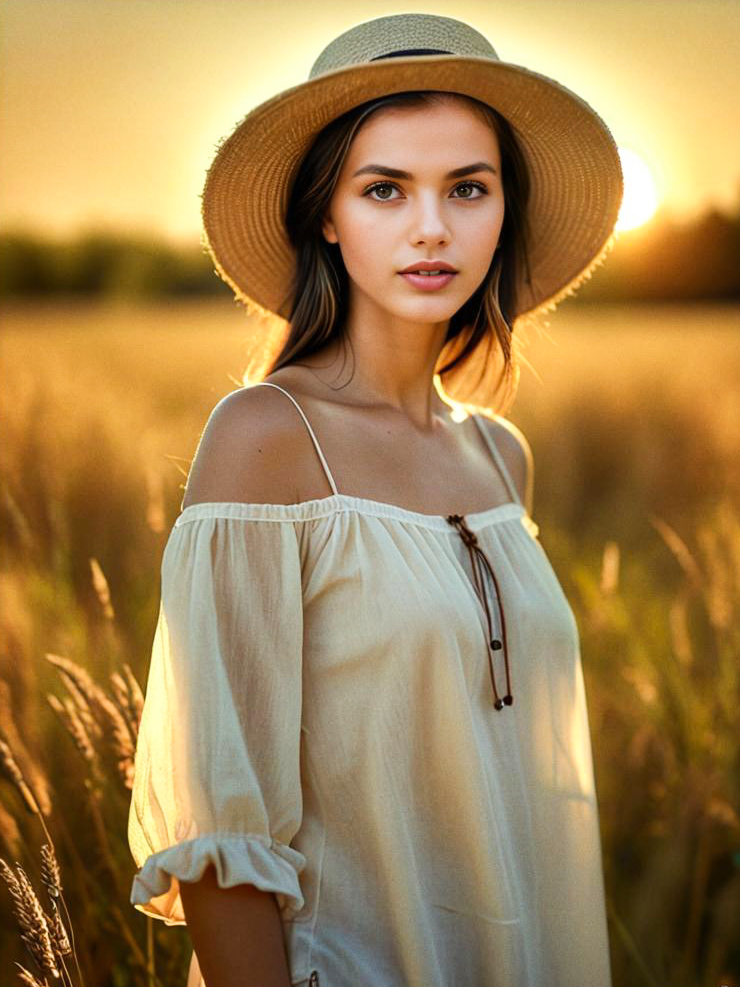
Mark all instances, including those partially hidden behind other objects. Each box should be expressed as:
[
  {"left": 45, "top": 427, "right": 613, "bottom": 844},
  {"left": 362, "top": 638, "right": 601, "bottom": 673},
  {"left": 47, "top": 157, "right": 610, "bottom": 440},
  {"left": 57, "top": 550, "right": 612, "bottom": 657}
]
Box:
[{"left": 128, "top": 13, "right": 623, "bottom": 987}]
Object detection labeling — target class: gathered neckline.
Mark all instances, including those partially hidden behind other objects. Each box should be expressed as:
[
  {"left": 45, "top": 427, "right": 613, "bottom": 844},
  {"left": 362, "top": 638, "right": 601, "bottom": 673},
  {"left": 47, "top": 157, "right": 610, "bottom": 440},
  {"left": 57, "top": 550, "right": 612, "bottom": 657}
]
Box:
[{"left": 175, "top": 493, "right": 529, "bottom": 533}]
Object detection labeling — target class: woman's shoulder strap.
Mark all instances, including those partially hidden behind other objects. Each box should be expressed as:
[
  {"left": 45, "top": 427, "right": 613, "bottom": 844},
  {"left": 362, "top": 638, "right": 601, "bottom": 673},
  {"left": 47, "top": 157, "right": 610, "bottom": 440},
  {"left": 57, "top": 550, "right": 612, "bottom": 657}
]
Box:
[
  {"left": 471, "top": 413, "right": 522, "bottom": 506},
  {"left": 251, "top": 382, "right": 340, "bottom": 497}
]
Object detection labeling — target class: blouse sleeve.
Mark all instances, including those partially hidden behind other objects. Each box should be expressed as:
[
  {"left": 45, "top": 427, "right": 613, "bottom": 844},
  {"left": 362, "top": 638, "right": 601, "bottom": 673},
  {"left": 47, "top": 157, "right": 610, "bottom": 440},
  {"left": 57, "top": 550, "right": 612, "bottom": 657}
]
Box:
[{"left": 127, "top": 511, "right": 306, "bottom": 926}]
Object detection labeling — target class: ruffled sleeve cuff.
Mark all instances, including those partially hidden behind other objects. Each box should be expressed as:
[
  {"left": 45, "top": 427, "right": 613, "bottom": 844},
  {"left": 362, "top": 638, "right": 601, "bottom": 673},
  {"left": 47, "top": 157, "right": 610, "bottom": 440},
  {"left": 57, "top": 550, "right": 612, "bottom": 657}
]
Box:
[{"left": 130, "top": 833, "right": 307, "bottom": 926}]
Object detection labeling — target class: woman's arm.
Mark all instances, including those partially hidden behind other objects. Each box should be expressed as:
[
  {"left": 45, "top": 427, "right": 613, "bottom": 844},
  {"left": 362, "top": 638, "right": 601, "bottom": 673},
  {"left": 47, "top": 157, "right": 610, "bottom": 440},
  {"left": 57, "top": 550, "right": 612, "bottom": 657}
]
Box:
[
  {"left": 128, "top": 386, "right": 310, "bottom": 978},
  {"left": 175, "top": 389, "right": 310, "bottom": 986},
  {"left": 180, "top": 867, "right": 292, "bottom": 987}
]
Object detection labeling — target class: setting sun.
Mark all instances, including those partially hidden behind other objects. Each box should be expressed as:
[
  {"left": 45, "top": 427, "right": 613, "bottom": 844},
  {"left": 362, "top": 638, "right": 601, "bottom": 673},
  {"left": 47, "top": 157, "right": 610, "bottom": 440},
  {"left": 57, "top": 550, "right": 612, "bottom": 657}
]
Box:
[{"left": 615, "top": 146, "right": 659, "bottom": 232}]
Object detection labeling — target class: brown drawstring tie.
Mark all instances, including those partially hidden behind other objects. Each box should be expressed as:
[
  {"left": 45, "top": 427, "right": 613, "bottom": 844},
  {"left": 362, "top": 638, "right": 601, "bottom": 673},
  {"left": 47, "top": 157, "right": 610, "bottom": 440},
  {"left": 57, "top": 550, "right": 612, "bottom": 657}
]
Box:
[{"left": 446, "top": 513, "right": 513, "bottom": 711}]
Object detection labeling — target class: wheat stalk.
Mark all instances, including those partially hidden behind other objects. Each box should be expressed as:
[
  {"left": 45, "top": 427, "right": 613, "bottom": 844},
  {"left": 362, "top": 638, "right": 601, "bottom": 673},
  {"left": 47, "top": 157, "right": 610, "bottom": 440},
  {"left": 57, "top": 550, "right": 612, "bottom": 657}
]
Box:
[
  {"left": 46, "top": 695, "right": 99, "bottom": 773},
  {"left": 0, "top": 737, "right": 40, "bottom": 815},
  {"left": 88, "top": 557, "right": 115, "bottom": 621},
  {"left": 0, "top": 683, "right": 52, "bottom": 816},
  {"left": 44, "top": 653, "right": 135, "bottom": 786},
  {"left": 0, "top": 858, "right": 61, "bottom": 981},
  {"left": 121, "top": 662, "right": 144, "bottom": 726},
  {"left": 0, "top": 734, "right": 86, "bottom": 987},
  {"left": 0, "top": 799, "right": 22, "bottom": 857},
  {"left": 109, "top": 671, "right": 140, "bottom": 745},
  {"left": 15, "top": 964, "right": 47, "bottom": 987},
  {"left": 40, "top": 845, "right": 73, "bottom": 968},
  {"left": 57, "top": 676, "right": 101, "bottom": 743}
]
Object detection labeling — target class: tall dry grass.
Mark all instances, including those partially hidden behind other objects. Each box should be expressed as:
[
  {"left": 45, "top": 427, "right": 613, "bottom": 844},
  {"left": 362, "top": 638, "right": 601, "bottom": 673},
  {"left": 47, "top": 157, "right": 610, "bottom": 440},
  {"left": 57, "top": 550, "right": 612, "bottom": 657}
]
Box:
[{"left": 0, "top": 298, "right": 738, "bottom": 985}]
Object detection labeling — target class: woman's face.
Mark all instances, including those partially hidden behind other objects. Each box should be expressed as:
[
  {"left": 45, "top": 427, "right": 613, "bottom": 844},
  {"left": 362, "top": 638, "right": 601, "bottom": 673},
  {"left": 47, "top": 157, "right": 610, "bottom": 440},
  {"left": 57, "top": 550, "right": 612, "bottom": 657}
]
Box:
[{"left": 322, "top": 97, "right": 504, "bottom": 327}]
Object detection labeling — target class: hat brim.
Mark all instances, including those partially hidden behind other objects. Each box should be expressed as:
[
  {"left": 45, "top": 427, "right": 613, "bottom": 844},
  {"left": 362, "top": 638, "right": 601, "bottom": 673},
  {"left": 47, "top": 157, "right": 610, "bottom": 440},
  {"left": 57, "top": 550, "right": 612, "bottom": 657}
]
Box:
[{"left": 201, "top": 54, "right": 623, "bottom": 321}]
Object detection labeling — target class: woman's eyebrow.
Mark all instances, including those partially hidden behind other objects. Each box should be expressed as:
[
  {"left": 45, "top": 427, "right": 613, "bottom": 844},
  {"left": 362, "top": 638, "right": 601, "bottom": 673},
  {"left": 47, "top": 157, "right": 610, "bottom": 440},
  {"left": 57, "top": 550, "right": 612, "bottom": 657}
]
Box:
[{"left": 352, "top": 161, "right": 497, "bottom": 179}]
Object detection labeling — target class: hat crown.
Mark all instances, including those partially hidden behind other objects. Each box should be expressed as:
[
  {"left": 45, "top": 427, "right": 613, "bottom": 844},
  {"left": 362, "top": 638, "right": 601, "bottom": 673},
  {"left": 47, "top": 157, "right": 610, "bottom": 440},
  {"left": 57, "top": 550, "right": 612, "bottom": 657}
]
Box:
[{"left": 309, "top": 13, "right": 499, "bottom": 80}]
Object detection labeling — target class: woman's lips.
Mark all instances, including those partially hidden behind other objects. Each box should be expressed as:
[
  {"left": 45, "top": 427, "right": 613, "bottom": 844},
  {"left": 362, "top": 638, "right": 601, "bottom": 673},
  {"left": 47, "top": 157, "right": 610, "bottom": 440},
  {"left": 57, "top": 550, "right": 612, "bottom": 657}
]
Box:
[{"left": 399, "top": 272, "right": 457, "bottom": 290}]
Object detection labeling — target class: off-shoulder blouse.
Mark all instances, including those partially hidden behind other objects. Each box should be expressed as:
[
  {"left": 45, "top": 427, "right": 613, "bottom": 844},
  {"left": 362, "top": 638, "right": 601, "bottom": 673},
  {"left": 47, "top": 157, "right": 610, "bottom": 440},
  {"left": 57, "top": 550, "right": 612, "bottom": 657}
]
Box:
[{"left": 127, "top": 382, "right": 612, "bottom": 987}]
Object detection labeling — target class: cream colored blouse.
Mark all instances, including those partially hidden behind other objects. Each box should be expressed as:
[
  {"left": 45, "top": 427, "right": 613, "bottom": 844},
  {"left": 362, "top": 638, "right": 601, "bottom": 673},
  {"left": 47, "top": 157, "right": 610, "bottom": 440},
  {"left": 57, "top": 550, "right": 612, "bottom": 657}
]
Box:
[{"left": 128, "top": 382, "right": 612, "bottom": 987}]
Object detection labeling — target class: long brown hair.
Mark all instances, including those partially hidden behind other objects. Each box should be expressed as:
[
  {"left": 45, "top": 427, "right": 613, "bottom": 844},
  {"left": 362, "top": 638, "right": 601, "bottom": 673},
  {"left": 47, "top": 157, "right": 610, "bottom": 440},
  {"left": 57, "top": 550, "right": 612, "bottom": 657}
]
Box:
[{"left": 254, "top": 90, "right": 533, "bottom": 413}]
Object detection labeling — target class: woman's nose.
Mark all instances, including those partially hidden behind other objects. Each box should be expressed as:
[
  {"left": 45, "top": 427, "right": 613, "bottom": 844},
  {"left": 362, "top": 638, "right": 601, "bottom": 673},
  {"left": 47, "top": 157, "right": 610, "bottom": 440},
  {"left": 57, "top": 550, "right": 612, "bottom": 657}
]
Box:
[{"left": 408, "top": 193, "right": 451, "bottom": 245}]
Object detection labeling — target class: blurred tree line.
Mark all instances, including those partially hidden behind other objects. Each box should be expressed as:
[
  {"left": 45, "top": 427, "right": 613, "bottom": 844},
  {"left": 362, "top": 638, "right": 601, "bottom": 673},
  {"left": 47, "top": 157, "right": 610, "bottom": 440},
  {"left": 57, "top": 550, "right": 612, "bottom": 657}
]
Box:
[
  {"left": 1, "top": 197, "right": 739, "bottom": 302},
  {"left": 0, "top": 231, "right": 229, "bottom": 300},
  {"left": 577, "top": 201, "right": 740, "bottom": 303}
]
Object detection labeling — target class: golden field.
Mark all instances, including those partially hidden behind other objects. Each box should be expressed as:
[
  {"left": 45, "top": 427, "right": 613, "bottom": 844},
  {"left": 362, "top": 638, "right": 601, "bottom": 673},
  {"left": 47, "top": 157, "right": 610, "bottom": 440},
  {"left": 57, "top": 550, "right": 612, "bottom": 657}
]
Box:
[{"left": 0, "top": 298, "right": 739, "bottom": 986}]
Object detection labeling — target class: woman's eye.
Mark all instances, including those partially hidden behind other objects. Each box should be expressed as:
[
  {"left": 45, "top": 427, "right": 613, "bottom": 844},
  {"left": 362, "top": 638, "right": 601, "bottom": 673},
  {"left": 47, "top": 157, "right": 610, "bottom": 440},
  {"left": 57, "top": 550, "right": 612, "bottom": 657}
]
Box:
[
  {"left": 364, "top": 182, "right": 398, "bottom": 201},
  {"left": 453, "top": 181, "right": 487, "bottom": 199},
  {"left": 363, "top": 180, "right": 487, "bottom": 201}
]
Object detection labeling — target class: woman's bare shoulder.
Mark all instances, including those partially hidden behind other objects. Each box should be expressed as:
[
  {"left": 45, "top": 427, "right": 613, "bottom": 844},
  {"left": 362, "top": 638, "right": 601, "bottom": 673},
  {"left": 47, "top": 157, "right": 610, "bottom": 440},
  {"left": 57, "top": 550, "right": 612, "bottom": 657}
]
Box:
[
  {"left": 180, "top": 383, "right": 317, "bottom": 510},
  {"left": 475, "top": 412, "right": 534, "bottom": 513}
]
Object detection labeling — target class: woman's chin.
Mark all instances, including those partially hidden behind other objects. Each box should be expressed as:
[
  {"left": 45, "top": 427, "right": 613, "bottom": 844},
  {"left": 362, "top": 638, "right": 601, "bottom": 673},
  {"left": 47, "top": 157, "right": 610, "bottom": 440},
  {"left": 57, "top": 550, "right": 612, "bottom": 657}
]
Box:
[{"left": 381, "top": 290, "right": 468, "bottom": 322}]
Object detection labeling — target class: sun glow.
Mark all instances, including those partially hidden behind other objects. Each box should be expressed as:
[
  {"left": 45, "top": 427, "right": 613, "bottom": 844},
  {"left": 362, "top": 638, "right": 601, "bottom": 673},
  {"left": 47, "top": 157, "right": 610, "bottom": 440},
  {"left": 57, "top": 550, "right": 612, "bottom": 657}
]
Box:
[{"left": 615, "top": 147, "right": 659, "bottom": 232}]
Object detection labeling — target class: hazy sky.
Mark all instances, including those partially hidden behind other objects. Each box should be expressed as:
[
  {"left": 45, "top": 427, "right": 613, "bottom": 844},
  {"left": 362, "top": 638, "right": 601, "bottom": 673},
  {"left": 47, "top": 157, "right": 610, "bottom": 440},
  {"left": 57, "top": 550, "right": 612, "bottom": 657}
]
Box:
[{"left": 1, "top": 0, "right": 738, "bottom": 243}]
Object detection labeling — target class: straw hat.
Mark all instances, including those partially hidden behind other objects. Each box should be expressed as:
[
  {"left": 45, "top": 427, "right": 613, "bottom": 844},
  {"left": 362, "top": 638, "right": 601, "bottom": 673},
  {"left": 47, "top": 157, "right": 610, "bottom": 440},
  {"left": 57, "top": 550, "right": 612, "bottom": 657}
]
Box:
[{"left": 201, "top": 12, "right": 623, "bottom": 322}]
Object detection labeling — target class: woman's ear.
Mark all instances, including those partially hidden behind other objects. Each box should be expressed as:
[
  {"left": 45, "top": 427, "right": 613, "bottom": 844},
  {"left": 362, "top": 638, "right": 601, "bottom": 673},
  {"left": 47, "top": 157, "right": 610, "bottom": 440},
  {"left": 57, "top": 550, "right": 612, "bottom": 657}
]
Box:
[{"left": 322, "top": 213, "right": 338, "bottom": 244}]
